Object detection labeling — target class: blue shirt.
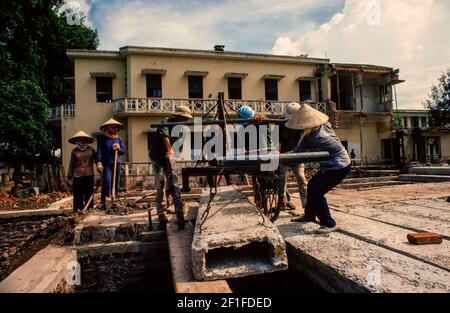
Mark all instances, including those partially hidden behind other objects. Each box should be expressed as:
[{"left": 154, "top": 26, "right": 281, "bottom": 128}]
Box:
[
  {"left": 96, "top": 135, "right": 125, "bottom": 165},
  {"left": 293, "top": 122, "right": 350, "bottom": 172}
]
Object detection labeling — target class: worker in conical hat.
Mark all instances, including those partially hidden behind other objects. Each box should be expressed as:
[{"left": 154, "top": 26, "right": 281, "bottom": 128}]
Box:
[
  {"left": 279, "top": 102, "right": 308, "bottom": 212},
  {"left": 287, "top": 103, "right": 351, "bottom": 234},
  {"left": 67, "top": 131, "right": 97, "bottom": 213},
  {"left": 149, "top": 105, "right": 193, "bottom": 230},
  {"left": 96, "top": 118, "right": 125, "bottom": 208}
]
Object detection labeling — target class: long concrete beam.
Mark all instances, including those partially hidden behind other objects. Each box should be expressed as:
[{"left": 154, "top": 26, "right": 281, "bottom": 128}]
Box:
[{"left": 191, "top": 186, "right": 288, "bottom": 281}]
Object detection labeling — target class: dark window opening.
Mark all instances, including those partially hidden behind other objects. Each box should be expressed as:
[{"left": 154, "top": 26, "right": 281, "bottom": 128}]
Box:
[
  {"left": 264, "top": 79, "right": 278, "bottom": 101},
  {"left": 228, "top": 77, "right": 242, "bottom": 100},
  {"left": 146, "top": 74, "right": 162, "bottom": 98},
  {"left": 420, "top": 117, "right": 427, "bottom": 128},
  {"left": 340, "top": 140, "right": 348, "bottom": 152},
  {"left": 188, "top": 76, "right": 203, "bottom": 99},
  {"left": 317, "top": 78, "right": 323, "bottom": 101},
  {"left": 96, "top": 77, "right": 112, "bottom": 102},
  {"left": 379, "top": 85, "right": 388, "bottom": 104},
  {"left": 330, "top": 73, "right": 354, "bottom": 110},
  {"left": 382, "top": 138, "right": 401, "bottom": 165},
  {"left": 299, "top": 80, "right": 312, "bottom": 101},
  {"left": 411, "top": 116, "right": 420, "bottom": 128}
]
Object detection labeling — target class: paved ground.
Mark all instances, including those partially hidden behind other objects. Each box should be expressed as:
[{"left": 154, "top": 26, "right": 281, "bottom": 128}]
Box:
[{"left": 280, "top": 182, "right": 450, "bottom": 292}]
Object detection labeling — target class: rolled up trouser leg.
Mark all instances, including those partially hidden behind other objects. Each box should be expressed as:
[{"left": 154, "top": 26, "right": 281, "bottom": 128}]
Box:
[
  {"left": 152, "top": 161, "right": 166, "bottom": 219},
  {"left": 165, "top": 157, "right": 183, "bottom": 220},
  {"left": 290, "top": 163, "right": 308, "bottom": 209}
]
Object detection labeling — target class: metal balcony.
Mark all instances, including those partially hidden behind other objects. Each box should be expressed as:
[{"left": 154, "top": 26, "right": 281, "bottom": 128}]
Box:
[{"left": 112, "top": 98, "right": 330, "bottom": 116}]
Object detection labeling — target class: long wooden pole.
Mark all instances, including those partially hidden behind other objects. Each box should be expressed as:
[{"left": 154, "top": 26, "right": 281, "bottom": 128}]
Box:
[{"left": 111, "top": 149, "right": 118, "bottom": 204}]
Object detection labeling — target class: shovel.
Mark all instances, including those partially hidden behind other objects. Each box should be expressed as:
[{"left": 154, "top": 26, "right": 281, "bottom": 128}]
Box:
[
  {"left": 106, "top": 148, "right": 119, "bottom": 211},
  {"left": 81, "top": 177, "right": 102, "bottom": 213}
]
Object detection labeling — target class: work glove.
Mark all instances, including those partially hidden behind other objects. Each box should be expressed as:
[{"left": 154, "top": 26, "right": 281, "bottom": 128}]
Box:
[
  {"left": 112, "top": 143, "right": 120, "bottom": 150},
  {"left": 166, "top": 148, "right": 174, "bottom": 158},
  {"left": 254, "top": 113, "right": 267, "bottom": 123},
  {"left": 96, "top": 162, "right": 103, "bottom": 173}
]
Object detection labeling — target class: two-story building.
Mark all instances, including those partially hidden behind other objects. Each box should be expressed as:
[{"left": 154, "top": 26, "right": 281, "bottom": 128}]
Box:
[
  {"left": 52, "top": 45, "right": 405, "bottom": 171},
  {"left": 393, "top": 109, "right": 450, "bottom": 163}
]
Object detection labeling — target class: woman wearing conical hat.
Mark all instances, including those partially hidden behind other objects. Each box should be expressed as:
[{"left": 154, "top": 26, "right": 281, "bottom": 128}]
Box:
[
  {"left": 67, "top": 131, "right": 98, "bottom": 213},
  {"left": 96, "top": 118, "right": 125, "bottom": 208},
  {"left": 286, "top": 103, "right": 351, "bottom": 233}
]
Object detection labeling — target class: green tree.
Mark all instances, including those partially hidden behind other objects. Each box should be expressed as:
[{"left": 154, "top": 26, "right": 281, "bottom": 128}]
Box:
[
  {"left": 0, "top": 1, "right": 99, "bottom": 169},
  {"left": 0, "top": 80, "right": 52, "bottom": 167},
  {"left": 425, "top": 69, "right": 450, "bottom": 129}
]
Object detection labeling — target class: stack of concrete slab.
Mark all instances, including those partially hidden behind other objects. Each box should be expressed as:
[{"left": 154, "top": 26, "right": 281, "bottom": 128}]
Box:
[
  {"left": 399, "top": 167, "right": 450, "bottom": 183},
  {"left": 191, "top": 186, "right": 288, "bottom": 281}
]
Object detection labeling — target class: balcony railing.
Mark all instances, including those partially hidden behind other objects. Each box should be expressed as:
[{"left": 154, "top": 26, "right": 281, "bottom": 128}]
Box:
[
  {"left": 112, "top": 98, "right": 330, "bottom": 116},
  {"left": 48, "top": 104, "right": 75, "bottom": 120}
]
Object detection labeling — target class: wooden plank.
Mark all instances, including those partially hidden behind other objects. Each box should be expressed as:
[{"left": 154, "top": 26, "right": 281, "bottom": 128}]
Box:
[
  {"left": 332, "top": 211, "right": 450, "bottom": 270},
  {"left": 166, "top": 221, "right": 232, "bottom": 293}
]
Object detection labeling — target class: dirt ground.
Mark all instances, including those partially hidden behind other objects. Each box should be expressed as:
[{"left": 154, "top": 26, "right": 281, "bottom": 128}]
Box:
[{"left": 0, "top": 192, "right": 70, "bottom": 211}]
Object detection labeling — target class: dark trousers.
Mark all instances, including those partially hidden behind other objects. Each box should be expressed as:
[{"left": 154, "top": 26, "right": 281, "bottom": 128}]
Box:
[
  {"left": 304, "top": 165, "right": 351, "bottom": 227},
  {"left": 151, "top": 158, "right": 183, "bottom": 219},
  {"left": 73, "top": 176, "right": 94, "bottom": 211},
  {"left": 101, "top": 163, "right": 121, "bottom": 204}
]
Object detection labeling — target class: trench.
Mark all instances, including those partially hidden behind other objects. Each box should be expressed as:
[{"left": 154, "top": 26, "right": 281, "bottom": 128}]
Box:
[
  {"left": 1, "top": 212, "right": 324, "bottom": 293},
  {"left": 70, "top": 218, "right": 324, "bottom": 293}
]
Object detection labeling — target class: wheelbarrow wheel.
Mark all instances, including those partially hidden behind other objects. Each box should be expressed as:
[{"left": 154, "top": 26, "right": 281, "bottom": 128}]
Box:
[{"left": 252, "top": 175, "right": 283, "bottom": 222}]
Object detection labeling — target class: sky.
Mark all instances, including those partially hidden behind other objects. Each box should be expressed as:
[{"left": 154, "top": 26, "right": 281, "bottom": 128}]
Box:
[{"left": 69, "top": 0, "right": 450, "bottom": 109}]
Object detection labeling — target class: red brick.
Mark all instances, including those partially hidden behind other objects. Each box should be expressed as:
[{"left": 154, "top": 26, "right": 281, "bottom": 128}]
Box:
[{"left": 407, "top": 232, "right": 443, "bottom": 245}]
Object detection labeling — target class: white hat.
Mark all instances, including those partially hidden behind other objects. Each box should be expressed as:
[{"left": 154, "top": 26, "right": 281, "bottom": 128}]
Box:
[
  {"left": 173, "top": 105, "right": 193, "bottom": 119},
  {"left": 100, "top": 118, "right": 124, "bottom": 131},
  {"left": 285, "top": 103, "right": 329, "bottom": 130},
  {"left": 68, "top": 131, "right": 94, "bottom": 144},
  {"left": 283, "top": 102, "right": 301, "bottom": 119}
]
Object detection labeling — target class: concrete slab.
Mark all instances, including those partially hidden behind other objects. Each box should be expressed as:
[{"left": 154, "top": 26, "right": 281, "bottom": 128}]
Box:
[
  {"left": 166, "top": 221, "right": 231, "bottom": 293},
  {"left": 375, "top": 201, "right": 450, "bottom": 222},
  {"left": 331, "top": 211, "right": 450, "bottom": 270},
  {"left": 408, "top": 167, "right": 450, "bottom": 175},
  {"left": 76, "top": 241, "right": 162, "bottom": 258},
  {"left": 0, "top": 245, "right": 76, "bottom": 293},
  {"left": 191, "top": 186, "right": 288, "bottom": 281},
  {"left": 73, "top": 212, "right": 149, "bottom": 245},
  {"left": 275, "top": 214, "right": 450, "bottom": 293},
  {"left": 399, "top": 174, "right": 450, "bottom": 183},
  {"left": 331, "top": 204, "right": 450, "bottom": 239}
]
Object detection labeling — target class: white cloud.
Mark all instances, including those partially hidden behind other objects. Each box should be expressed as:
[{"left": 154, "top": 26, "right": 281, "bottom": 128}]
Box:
[
  {"left": 272, "top": 0, "right": 450, "bottom": 109},
  {"left": 92, "top": 0, "right": 341, "bottom": 52}
]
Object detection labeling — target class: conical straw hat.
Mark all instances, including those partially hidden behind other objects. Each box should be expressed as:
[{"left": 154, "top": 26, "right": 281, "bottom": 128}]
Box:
[
  {"left": 285, "top": 103, "right": 329, "bottom": 130},
  {"left": 173, "top": 105, "right": 193, "bottom": 119},
  {"left": 100, "top": 118, "right": 124, "bottom": 131},
  {"left": 68, "top": 131, "right": 94, "bottom": 144}
]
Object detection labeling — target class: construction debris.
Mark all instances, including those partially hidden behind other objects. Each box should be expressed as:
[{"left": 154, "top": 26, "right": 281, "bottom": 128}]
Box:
[{"left": 0, "top": 192, "right": 69, "bottom": 211}]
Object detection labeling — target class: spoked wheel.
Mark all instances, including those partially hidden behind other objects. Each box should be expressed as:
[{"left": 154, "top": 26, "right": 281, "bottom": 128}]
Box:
[{"left": 252, "top": 175, "right": 284, "bottom": 222}]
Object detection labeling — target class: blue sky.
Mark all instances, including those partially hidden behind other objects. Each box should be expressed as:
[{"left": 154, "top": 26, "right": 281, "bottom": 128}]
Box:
[
  {"left": 86, "top": 0, "right": 345, "bottom": 53},
  {"left": 74, "top": 0, "right": 450, "bottom": 109}
]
